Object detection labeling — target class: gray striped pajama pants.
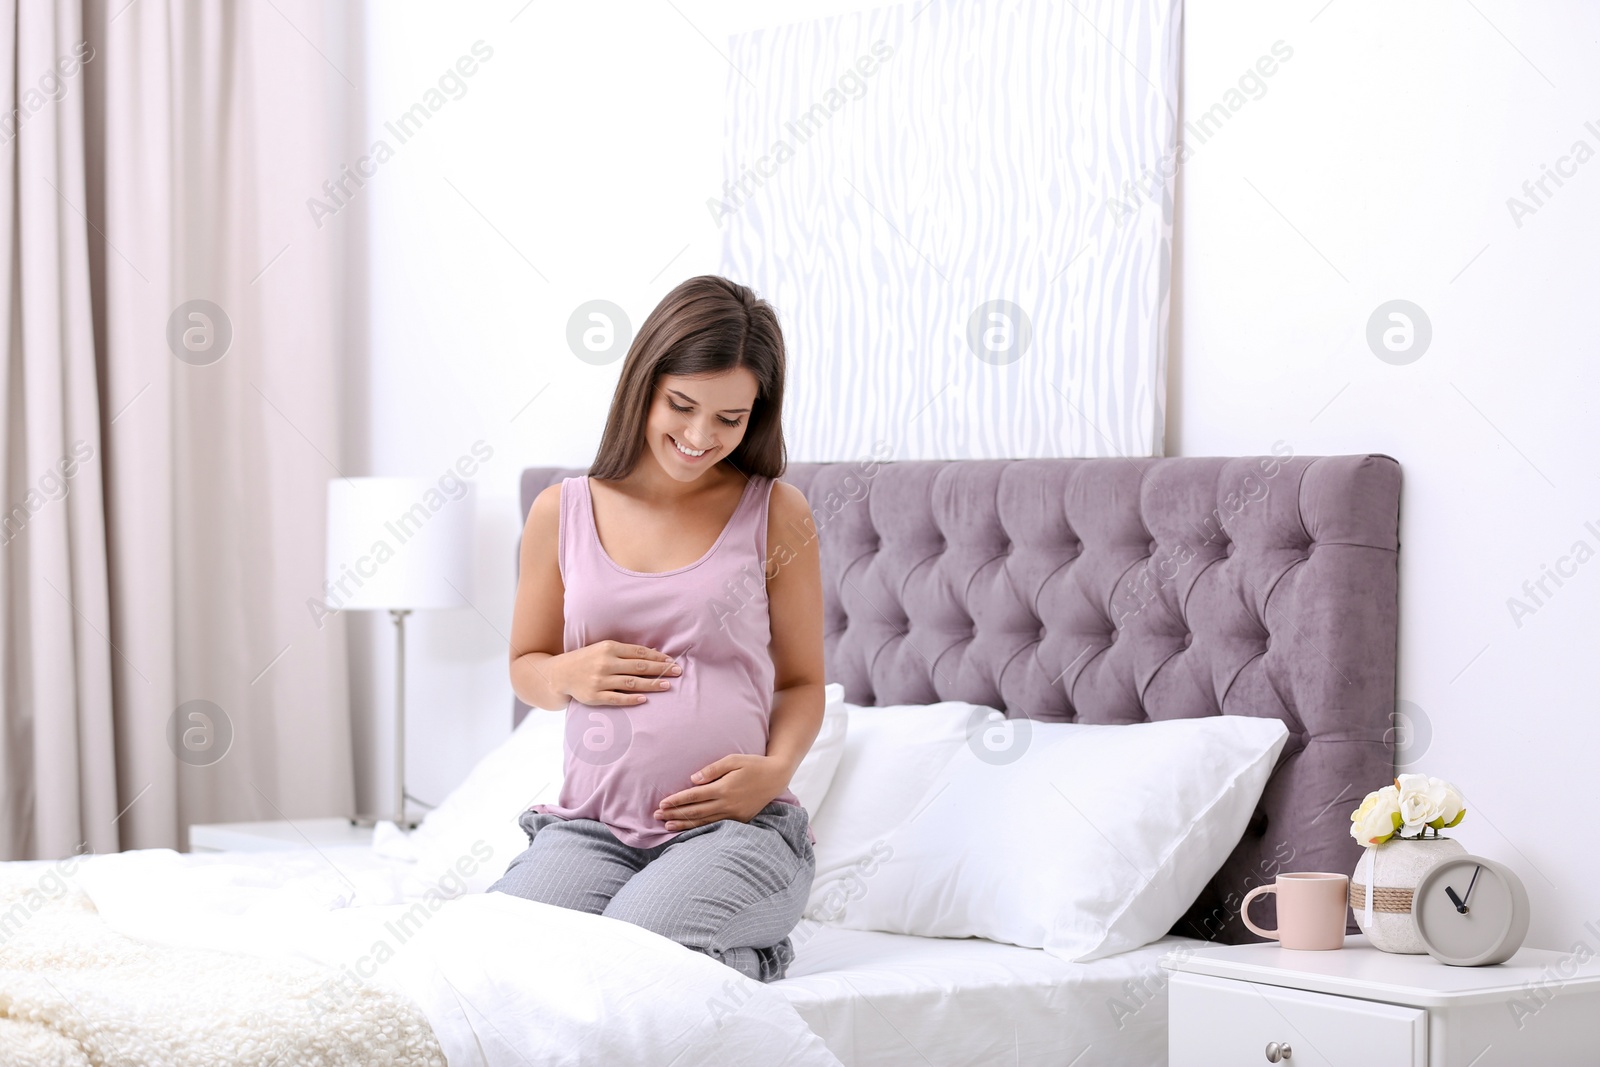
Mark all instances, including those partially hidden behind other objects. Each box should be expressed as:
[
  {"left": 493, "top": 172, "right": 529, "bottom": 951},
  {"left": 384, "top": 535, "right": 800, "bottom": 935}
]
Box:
[{"left": 487, "top": 800, "right": 815, "bottom": 982}]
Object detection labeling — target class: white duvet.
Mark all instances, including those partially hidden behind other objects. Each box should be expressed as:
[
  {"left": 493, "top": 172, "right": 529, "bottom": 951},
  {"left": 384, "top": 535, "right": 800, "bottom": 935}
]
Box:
[{"left": 1, "top": 847, "right": 840, "bottom": 1067}]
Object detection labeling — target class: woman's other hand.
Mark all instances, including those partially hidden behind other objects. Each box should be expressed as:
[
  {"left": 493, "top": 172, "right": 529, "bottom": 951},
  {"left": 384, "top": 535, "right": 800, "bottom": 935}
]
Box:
[
  {"left": 554, "top": 640, "right": 680, "bottom": 706},
  {"left": 653, "top": 753, "right": 793, "bottom": 830}
]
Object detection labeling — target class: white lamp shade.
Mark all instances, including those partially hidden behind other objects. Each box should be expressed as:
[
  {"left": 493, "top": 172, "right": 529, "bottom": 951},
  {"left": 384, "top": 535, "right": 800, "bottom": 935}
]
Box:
[{"left": 325, "top": 477, "right": 474, "bottom": 611}]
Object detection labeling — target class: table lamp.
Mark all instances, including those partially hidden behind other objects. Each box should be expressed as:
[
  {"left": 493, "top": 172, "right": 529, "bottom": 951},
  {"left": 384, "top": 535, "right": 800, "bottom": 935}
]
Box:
[{"left": 326, "top": 476, "right": 474, "bottom": 830}]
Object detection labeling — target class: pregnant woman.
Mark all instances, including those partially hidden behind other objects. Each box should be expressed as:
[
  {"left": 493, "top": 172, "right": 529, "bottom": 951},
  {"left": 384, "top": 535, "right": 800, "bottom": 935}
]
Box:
[{"left": 490, "top": 275, "right": 825, "bottom": 983}]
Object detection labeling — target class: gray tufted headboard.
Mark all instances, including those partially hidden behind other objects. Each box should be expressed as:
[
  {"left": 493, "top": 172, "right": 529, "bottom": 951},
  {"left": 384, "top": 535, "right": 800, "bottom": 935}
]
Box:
[{"left": 514, "top": 454, "right": 1402, "bottom": 944}]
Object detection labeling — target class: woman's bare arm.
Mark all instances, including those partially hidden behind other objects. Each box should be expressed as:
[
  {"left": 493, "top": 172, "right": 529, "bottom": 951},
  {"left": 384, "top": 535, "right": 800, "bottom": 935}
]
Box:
[
  {"left": 760, "top": 480, "right": 827, "bottom": 781},
  {"left": 510, "top": 484, "right": 569, "bottom": 709}
]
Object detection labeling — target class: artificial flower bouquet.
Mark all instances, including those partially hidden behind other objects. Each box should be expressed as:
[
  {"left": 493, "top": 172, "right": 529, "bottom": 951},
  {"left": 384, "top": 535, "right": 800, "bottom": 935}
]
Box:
[{"left": 1350, "top": 773, "right": 1466, "bottom": 846}]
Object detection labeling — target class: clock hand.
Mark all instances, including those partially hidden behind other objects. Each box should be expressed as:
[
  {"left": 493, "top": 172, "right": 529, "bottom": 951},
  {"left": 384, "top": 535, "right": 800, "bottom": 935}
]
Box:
[
  {"left": 1460, "top": 864, "right": 1482, "bottom": 907},
  {"left": 1443, "top": 865, "right": 1484, "bottom": 914}
]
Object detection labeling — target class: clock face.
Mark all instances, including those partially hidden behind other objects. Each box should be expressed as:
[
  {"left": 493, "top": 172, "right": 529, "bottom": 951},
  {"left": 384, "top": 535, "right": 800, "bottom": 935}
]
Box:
[{"left": 1413, "top": 855, "right": 1531, "bottom": 967}]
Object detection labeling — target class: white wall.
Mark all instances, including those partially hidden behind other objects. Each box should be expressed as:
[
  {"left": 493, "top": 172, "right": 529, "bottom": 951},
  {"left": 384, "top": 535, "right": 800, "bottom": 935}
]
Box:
[
  {"left": 359, "top": 0, "right": 1600, "bottom": 952},
  {"left": 1173, "top": 0, "right": 1600, "bottom": 950},
  {"left": 355, "top": 0, "right": 900, "bottom": 817}
]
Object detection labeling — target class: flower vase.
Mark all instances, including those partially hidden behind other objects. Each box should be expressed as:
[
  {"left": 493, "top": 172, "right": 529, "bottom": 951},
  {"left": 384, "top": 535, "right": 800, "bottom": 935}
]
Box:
[{"left": 1349, "top": 835, "right": 1468, "bottom": 953}]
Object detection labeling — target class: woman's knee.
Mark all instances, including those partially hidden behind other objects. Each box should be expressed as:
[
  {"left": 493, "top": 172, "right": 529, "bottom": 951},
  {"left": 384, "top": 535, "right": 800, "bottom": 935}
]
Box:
[
  {"left": 487, "top": 822, "right": 635, "bottom": 914},
  {"left": 487, "top": 843, "right": 574, "bottom": 907},
  {"left": 600, "top": 892, "right": 796, "bottom": 982},
  {"left": 604, "top": 823, "right": 813, "bottom": 951}
]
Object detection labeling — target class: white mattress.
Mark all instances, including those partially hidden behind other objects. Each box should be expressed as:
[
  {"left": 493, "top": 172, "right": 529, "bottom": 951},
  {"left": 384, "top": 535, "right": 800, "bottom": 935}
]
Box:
[{"left": 780, "top": 924, "right": 1203, "bottom": 1067}]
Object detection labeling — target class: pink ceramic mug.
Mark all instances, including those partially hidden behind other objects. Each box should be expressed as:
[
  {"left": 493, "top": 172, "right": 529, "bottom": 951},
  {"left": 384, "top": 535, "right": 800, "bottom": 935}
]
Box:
[{"left": 1241, "top": 872, "right": 1349, "bottom": 950}]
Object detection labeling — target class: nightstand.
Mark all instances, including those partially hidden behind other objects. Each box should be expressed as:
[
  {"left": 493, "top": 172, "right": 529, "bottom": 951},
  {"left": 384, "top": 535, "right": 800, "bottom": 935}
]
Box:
[
  {"left": 188, "top": 818, "right": 375, "bottom": 853},
  {"left": 1162, "top": 934, "right": 1600, "bottom": 1066}
]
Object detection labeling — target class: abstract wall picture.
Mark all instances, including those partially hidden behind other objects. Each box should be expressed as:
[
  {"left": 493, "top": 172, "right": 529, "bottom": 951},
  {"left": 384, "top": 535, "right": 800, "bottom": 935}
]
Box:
[{"left": 717, "top": 0, "right": 1181, "bottom": 461}]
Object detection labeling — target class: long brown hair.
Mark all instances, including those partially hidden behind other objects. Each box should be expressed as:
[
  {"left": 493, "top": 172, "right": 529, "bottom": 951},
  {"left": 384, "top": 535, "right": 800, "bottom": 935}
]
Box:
[{"left": 589, "top": 275, "right": 787, "bottom": 481}]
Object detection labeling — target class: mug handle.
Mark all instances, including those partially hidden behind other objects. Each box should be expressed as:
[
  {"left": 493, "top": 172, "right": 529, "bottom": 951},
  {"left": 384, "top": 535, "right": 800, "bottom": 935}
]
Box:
[{"left": 1241, "top": 884, "right": 1279, "bottom": 939}]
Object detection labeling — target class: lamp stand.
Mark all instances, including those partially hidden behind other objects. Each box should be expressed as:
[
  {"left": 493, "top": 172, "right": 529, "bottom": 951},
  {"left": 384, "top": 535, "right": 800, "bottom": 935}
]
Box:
[{"left": 351, "top": 609, "right": 423, "bottom": 830}]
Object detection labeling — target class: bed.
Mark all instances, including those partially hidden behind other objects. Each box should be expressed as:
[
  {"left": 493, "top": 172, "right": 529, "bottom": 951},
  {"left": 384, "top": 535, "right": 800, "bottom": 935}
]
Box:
[{"left": 0, "top": 453, "right": 1401, "bottom": 1066}]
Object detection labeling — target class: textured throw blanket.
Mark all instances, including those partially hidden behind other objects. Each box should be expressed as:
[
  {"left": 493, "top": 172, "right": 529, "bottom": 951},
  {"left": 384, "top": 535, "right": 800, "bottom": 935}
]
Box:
[{"left": 0, "top": 859, "right": 444, "bottom": 1066}]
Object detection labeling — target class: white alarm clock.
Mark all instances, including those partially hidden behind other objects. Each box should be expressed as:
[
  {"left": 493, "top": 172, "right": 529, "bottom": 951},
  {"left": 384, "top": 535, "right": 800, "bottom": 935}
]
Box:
[{"left": 1412, "top": 854, "right": 1531, "bottom": 966}]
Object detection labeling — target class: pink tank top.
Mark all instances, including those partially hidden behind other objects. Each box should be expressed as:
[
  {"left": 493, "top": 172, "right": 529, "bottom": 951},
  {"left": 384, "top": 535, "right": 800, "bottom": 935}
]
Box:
[{"left": 532, "top": 473, "right": 806, "bottom": 849}]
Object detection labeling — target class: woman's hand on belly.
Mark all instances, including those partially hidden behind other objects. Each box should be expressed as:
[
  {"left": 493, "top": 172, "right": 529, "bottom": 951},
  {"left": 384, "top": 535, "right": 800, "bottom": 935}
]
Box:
[
  {"left": 555, "top": 640, "right": 681, "bottom": 706},
  {"left": 653, "top": 753, "right": 791, "bottom": 831}
]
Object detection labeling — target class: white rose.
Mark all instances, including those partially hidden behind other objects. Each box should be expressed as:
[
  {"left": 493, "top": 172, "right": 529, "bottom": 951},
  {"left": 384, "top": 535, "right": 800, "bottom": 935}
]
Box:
[
  {"left": 1424, "top": 776, "right": 1466, "bottom": 829},
  {"left": 1350, "top": 785, "right": 1402, "bottom": 846},
  {"left": 1395, "top": 773, "right": 1441, "bottom": 836},
  {"left": 1394, "top": 772, "right": 1430, "bottom": 795}
]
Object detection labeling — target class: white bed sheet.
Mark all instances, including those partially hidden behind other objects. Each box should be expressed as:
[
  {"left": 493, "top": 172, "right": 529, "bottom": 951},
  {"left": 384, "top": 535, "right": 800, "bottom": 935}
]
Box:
[
  {"left": 13, "top": 846, "right": 1200, "bottom": 1067},
  {"left": 781, "top": 924, "right": 1204, "bottom": 1067}
]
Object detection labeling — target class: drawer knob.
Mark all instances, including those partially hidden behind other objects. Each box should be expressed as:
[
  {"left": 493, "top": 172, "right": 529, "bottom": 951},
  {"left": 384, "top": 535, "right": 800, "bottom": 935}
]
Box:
[{"left": 1265, "top": 1042, "right": 1293, "bottom": 1062}]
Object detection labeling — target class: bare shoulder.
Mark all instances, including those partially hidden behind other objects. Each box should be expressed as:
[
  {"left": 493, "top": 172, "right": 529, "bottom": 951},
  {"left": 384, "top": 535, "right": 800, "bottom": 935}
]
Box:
[
  {"left": 766, "top": 479, "right": 812, "bottom": 527},
  {"left": 521, "top": 483, "right": 566, "bottom": 575},
  {"left": 531, "top": 481, "right": 562, "bottom": 519},
  {"left": 765, "top": 479, "right": 818, "bottom": 568},
  {"left": 522, "top": 481, "right": 563, "bottom": 545}
]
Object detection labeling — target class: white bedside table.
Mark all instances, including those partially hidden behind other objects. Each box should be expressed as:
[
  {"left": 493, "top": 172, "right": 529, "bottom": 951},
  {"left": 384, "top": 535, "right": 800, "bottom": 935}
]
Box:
[
  {"left": 188, "top": 818, "right": 375, "bottom": 853},
  {"left": 1162, "top": 934, "right": 1600, "bottom": 1066}
]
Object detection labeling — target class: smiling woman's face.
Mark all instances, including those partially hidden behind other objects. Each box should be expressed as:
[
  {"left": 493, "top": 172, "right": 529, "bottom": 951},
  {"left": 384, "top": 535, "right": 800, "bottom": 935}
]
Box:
[{"left": 643, "top": 369, "right": 760, "bottom": 482}]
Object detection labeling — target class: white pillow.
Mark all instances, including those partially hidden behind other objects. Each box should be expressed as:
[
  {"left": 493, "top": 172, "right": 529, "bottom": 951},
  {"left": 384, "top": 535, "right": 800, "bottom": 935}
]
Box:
[
  {"left": 825, "top": 714, "right": 1289, "bottom": 961},
  {"left": 395, "top": 708, "right": 568, "bottom": 894},
  {"left": 804, "top": 700, "right": 1004, "bottom": 920},
  {"left": 788, "top": 683, "right": 847, "bottom": 814},
  {"left": 391, "top": 684, "right": 850, "bottom": 895}
]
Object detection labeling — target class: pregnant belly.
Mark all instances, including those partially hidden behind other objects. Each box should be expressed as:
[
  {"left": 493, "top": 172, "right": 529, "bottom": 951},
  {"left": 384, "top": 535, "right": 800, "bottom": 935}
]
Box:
[{"left": 560, "top": 657, "right": 770, "bottom": 818}]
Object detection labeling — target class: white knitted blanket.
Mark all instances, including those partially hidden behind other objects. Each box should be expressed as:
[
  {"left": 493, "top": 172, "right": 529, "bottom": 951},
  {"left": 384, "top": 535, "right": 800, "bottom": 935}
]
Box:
[{"left": 0, "top": 860, "right": 445, "bottom": 1067}]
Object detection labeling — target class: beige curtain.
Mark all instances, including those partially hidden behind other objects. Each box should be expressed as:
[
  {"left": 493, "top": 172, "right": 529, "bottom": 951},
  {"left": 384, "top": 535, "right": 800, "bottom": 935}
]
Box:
[
  {"left": 0, "top": 0, "right": 363, "bottom": 859},
  {"left": 0, "top": 0, "right": 118, "bottom": 859}
]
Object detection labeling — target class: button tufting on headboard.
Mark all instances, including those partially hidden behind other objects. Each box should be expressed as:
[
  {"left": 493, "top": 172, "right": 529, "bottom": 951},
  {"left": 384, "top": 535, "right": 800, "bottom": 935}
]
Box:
[{"left": 515, "top": 455, "right": 1402, "bottom": 946}]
